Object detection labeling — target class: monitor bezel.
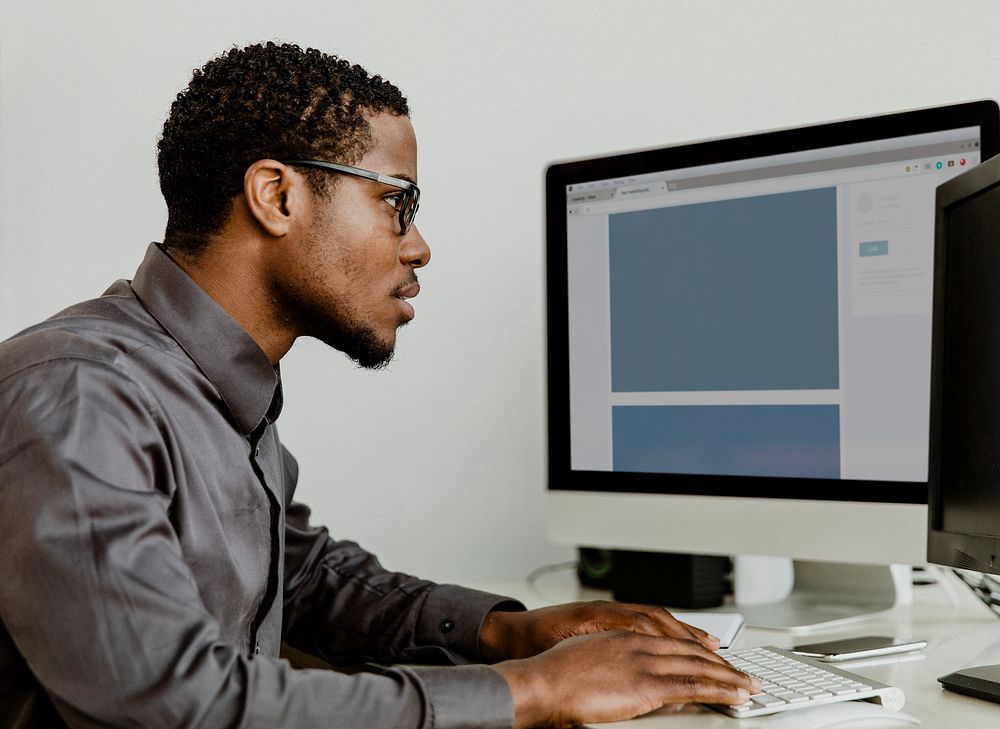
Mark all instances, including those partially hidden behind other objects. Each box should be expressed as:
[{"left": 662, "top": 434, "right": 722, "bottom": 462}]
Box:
[
  {"left": 546, "top": 100, "right": 1000, "bottom": 505},
  {"left": 928, "top": 149, "right": 1000, "bottom": 570}
]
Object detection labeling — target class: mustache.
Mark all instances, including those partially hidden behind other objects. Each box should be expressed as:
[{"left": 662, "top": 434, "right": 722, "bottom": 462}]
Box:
[{"left": 390, "top": 273, "right": 419, "bottom": 298}]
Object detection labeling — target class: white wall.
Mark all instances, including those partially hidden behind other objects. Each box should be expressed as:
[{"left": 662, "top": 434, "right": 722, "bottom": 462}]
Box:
[{"left": 3, "top": 0, "right": 1000, "bottom": 585}]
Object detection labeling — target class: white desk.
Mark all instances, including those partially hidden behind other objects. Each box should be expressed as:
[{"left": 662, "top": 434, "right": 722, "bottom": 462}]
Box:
[{"left": 471, "top": 567, "right": 1000, "bottom": 727}]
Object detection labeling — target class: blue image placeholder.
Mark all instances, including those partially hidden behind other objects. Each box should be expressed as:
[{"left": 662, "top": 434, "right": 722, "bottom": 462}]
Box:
[
  {"left": 609, "top": 188, "right": 839, "bottom": 392},
  {"left": 612, "top": 404, "right": 841, "bottom": 479}
]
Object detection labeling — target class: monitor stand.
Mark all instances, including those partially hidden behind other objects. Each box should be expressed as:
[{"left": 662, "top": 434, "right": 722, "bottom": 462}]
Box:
[{"left": 730, "top": 556, "right": 912, "bottom": 635}]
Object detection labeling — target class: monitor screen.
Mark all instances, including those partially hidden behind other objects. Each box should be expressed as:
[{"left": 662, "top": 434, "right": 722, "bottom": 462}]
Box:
[
  {"left": 928, "top": 150, "right": 1000, "bottom": 574},
  {"left": 546, "top": 101, "right": 999, "bottom": 567}
]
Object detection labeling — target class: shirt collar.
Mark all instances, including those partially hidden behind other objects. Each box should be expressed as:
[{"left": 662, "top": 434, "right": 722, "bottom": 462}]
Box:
[{"left": 129, "top": 242, "right": 280, "bottom": 435}]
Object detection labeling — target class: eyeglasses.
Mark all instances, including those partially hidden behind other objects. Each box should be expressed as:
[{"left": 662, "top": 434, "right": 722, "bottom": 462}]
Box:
[{"left": 282, "top": 159, "right": 420, "bottom": 234}]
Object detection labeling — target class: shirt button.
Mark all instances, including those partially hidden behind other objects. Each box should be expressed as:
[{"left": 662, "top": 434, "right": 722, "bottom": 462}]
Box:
[
  {"left": 254, "top": 643, "right": 260, "bottom": 656},
  {"left": 440, "top": 619, "right": 454, "bottom": 633},
  {"left": 254, "top": 447, "right": 261, "bottom": 458}
]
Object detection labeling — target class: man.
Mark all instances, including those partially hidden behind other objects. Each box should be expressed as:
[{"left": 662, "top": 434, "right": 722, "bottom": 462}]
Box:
[{"left": 0, "top": 42, "right": 757, "bottom": 728}]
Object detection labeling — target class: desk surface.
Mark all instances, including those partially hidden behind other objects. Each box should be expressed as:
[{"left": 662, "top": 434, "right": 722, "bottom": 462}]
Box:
[{"left": 470, "top": 567, "right": 1000, "bottom": 727}]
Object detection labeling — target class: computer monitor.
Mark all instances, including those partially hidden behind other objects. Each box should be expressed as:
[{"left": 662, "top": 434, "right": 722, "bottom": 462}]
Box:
[
  {"left": 928, "top": 149, "right": 1000, "bottom": 574},
  {"left": 545, "top": 100, "right": 1000, "bottom": 629},
  {"left": 927, "top": 145, "right": 1000, "bottom": 705}
]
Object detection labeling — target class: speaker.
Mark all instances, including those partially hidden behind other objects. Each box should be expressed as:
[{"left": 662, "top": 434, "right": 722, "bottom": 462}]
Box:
[
  {"left": 577, "top": 547, "right": 615, "bottom": 589},
  {"left": 576, "top": 548, "right": 731, "bottom": 608}
]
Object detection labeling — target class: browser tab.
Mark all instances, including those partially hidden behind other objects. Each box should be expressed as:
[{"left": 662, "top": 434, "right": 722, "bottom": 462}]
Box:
[
  {"left": 614, "top": 181, "right": 668, "bottom": 199},
  {"left": 566, "top": 188, "right": 615, "bottom": 204}
]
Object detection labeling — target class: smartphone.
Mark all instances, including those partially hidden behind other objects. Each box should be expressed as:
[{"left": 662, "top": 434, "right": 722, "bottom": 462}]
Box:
[{"left": 792, "top": 636, "right": 927, "bottom": 662}]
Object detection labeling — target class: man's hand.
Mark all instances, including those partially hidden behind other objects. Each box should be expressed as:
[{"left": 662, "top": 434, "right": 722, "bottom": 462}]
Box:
[
  {"left": 493, "top": 630, "right": 759, "bottom": 729},
  {"left": 479, "top": 600, "right": 720, "bottom": 661}
]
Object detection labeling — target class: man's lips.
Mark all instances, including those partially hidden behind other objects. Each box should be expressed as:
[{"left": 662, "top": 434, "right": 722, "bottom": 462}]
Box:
[
  {"left": 396, "top": 281, "right": 420, "bottom": 301},
  {"left": 395, "top": 281, "right": 420, "bottom": 320}
]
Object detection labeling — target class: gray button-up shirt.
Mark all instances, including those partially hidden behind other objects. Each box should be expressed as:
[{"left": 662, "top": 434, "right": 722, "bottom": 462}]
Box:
[{"left": 0, "top": 243, "right": 520, "bottom": 728}]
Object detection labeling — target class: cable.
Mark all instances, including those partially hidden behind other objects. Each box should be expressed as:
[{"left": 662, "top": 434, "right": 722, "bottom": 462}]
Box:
[
  {"left": 522, "top": 561, "right": 579, "bottom": 604},
  {"left": 952, "top": 569, "right": 1000, "bottom": 618},
  {"left": 525, "top": 560, "right": 578, "bottom": 590}
]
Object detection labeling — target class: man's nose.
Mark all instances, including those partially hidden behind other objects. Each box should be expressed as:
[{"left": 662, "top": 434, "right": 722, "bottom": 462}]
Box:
[{"left": 400, "top": 224, "right": 430, "bottom": 269}]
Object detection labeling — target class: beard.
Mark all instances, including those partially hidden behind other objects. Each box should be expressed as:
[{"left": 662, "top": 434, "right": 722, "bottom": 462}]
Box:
[
  {"left": 272, "top": 274, "right": 402, "bottom": 370},
  {"left": 316, "top": 310, "right": 399, "bottom": 370}
]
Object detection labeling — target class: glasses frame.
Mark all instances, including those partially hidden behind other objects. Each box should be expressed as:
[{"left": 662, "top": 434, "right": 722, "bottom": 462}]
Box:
[{"left": 282, "top": 159, "right": 420, "bottom": 234}]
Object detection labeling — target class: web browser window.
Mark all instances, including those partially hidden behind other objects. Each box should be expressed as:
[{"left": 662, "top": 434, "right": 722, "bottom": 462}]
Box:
[{"left": 566, "top": 127, "right": 982, "bottom": 483}]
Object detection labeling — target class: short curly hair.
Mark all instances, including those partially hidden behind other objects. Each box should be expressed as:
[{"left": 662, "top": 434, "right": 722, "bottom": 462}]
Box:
[{"left": 157, "top": 42, "right": 408, "bottom": 255}]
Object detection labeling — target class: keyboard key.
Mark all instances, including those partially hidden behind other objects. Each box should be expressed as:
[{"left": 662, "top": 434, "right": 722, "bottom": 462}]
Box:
[{"left": 751, "top": 695, "right": 786, "bottom": 707}]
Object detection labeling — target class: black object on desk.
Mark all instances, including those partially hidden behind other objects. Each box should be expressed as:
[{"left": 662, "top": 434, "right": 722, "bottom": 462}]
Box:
[
  {"left": 577, "top": 548, "right": 731, "bottom": 608},
  {"left": 939, "top": 664, "right": 1000, "bottom": 704},
  {"left": 610, "top": 550, "right": 730, "bottom": 609}
]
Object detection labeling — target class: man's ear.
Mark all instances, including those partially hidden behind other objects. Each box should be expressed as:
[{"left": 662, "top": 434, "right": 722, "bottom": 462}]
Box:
[{"left": 243, "top": 159, "right": 302, "bottom": 237}]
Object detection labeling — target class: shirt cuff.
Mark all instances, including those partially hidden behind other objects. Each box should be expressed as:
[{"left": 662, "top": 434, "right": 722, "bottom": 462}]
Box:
[
  {"left": 403, "top": 664, "right": 515, "bottom": 729},
  {"left": 416, "top": 584, "right": 524, "bottom": 662}
]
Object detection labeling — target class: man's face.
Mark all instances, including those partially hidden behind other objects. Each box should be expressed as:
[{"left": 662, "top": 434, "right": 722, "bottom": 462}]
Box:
[{"left": 271, "top": 112, "right": 430, "bottom": 368}]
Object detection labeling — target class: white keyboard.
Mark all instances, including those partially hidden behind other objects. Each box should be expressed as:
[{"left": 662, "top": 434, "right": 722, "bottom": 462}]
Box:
[{"left": 707, "top": 646, "right": 906, "bottom": 718}]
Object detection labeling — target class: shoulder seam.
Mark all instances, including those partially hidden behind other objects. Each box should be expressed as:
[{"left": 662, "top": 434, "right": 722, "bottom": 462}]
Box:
[{"left": 0, "top": 352, "right": 165, "bottom": 425}]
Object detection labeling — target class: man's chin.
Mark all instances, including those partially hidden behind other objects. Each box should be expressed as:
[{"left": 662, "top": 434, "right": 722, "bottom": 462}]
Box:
[
  {"left": 350, "top": 346, "right": 395, "bottom": 370},
  {"left": 315, "top": 330, "right": 396, "bottom": 370}
]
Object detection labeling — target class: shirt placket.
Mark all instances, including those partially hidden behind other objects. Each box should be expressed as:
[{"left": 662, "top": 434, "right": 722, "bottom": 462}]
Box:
[{"left": 246, "top": 421, "right": 282, "bottom": 657}]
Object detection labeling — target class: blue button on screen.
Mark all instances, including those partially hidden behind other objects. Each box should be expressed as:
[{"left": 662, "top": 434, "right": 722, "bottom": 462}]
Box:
[{"left": 859, "top": 240, "right": 889, "bottom": 257}]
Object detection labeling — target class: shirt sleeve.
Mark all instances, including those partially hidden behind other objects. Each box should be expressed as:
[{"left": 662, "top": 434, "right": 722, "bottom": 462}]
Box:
[
  {"left": 281, "top": 469, "right": 525, "bottom": 667},
  {"left": 0, "top": 357, "right": 515, "bottom": 729}
]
